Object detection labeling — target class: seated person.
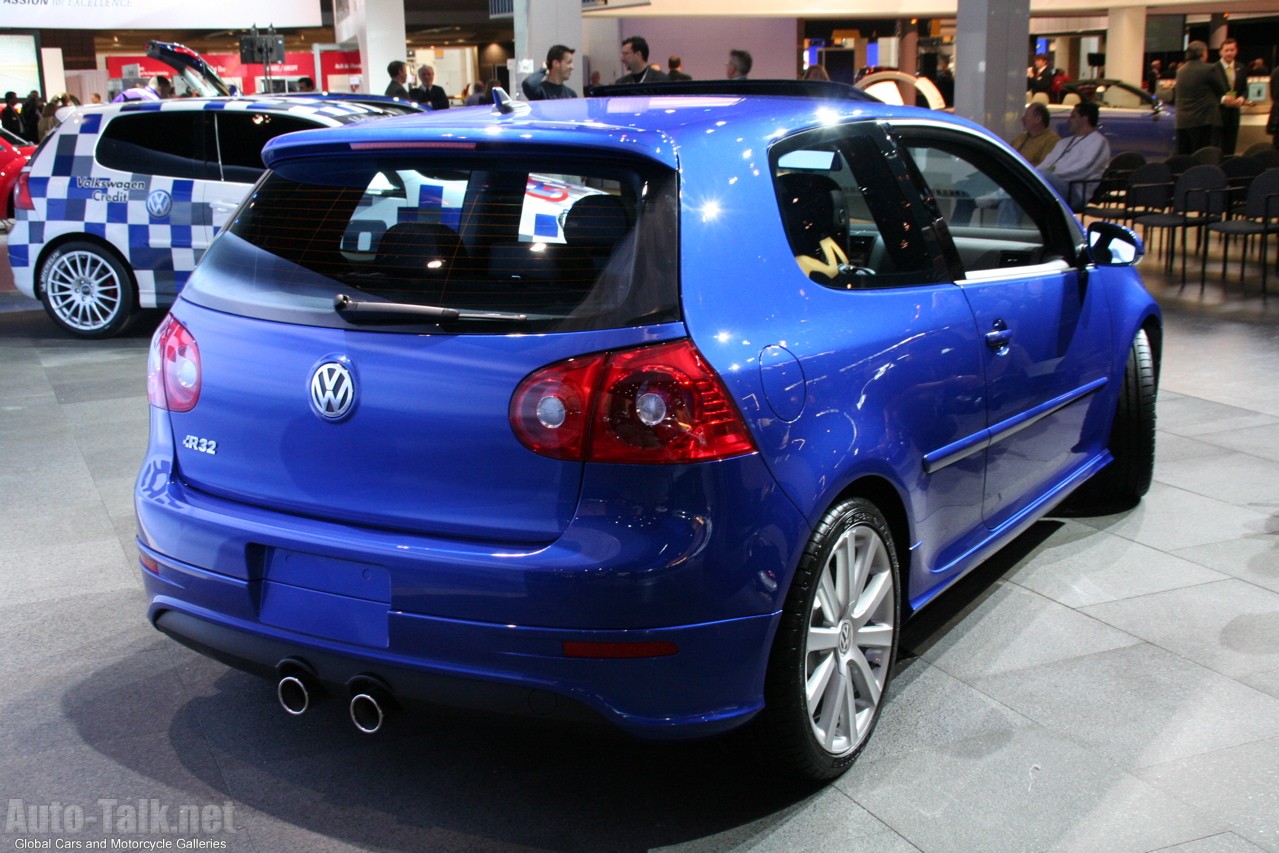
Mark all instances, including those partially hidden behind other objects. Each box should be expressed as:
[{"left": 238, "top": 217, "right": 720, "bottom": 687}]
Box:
[
  {"left": 1010, "top": 102, "right": 1060, "bottom": 167},
  {"left": 1036, "top": 101, "right": 1110, "bottom": 211}
]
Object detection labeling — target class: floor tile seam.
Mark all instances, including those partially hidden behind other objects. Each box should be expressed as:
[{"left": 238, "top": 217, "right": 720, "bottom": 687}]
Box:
[
  {"left": 1073, "top": 485, "right": 1275, "bottom": 542},
  {"left": 1004, "top": 566, "right": 1237, "bottom": 611},
  {"left": 963, "top": 639, "right": 1279, "bottom": 745},
  {"left": 1128, "top": 734, "right": 1279, "bottom": 778},
  {"left": 1077, "top": 575, "right": 1267, "bottom": 613},
  {"left": 1154, "top": 433, "right": 1279, "bottom": 466},
  {"left": 841, "top": 714, "right": 1232, "bottom": 831}
]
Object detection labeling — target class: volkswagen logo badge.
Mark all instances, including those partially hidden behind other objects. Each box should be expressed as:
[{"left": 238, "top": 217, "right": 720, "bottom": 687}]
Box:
[
  {"left": 146, "top": 189, "right": 173, "bottom": 220},
  {"left": 309, "top": 360, "right": 355, "bottom": 421}
]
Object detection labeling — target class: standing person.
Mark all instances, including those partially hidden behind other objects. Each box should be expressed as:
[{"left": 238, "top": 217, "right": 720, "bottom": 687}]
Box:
[
  {"left": 1215, "top": 38, "right": 1249, "bottom": 155},
  {"left": 1, "top": 92, "right": 21, "bottom": 137},
  {"left": 726, "top": 49, "right": 752, "bottom": 80},
  {"left": 1268, "top": 65, "right": 1279, "bottom": 149},
  {"left": 1174, "top": 41, "right": 1227, "bottom": 155},
  {"left": 411, "top": 64, "right": 450, "bottom": 110},
  {"left": 524, "top": 45, "right": 578, "bottom": 100},
  {"left": 463, "top": 82, "right": 486, "bottom": 106},
  {"left": 615, "top": 37, "right": 666, "bottom": 84},
  {"left": 1145, "top": 59, "right": 1163, "bottom": 94},
  {"left": 1010, "top": 102, "right": 1061, "bottom": 166},
  {"left": 1037, "top": 101, "right": 1111, "bottom": 211},
  {"left": 385, "top": 60, "right": 410, "bottom": 99},
  {"left": 295, "top": 77, "right": 315, "bottom": 93},
  {"left": 667, "top": 55, "right": 691, "bottom": 81},
  {"left": 1027, "top": 53, "right": 1056, "bottom": 101},
  {"left": 112, "top": 76, "right": 172, "bottom": 103},
  {"left": 802, "top": 65, "right": 830, "bottom": 82},
  {"left": 20, "top": 91, "right": 42, "bottom": 143}
]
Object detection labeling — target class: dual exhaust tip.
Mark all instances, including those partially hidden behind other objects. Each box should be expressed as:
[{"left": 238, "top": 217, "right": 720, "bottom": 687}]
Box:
[{"left": 275, "top": 659, "right": 393, "bottom": 734}]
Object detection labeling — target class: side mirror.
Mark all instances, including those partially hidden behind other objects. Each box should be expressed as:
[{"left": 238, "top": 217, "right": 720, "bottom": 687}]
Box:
[{"left": 1086, "top": 221, "right": 1144, "bottom": 266}]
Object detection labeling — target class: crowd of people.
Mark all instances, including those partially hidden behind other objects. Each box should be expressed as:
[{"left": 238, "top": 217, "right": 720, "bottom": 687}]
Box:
[
  {"left": 1, "top": 90, "right": 88, "bottom": 143},
  {"left": 383, "top": 36, "right": 762, "bottom": 109}
]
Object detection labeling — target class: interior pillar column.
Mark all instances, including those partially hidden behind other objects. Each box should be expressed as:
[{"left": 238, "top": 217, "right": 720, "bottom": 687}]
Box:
[
  {"left": 955, "top": 0, "right": 1031, "bottom": 140},
  {"left": 334, "top": 0, "right": 406, "bottom": 95},
  {"left": 514, "top": 0, "right": 583, "bottom": 95},
  {"left": 1106, "top": 7, "right": 1146, "bottom": 88}
]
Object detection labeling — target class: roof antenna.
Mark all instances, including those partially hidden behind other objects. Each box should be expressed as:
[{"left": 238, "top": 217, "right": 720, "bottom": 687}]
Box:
[{"left": 490, "top": 87, "right": 529, "bottom": 115}]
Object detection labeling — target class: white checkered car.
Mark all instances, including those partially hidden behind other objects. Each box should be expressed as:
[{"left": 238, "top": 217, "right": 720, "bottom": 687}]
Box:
[{"left": 7, "top": 97, "right": 391, "bottom": 337}]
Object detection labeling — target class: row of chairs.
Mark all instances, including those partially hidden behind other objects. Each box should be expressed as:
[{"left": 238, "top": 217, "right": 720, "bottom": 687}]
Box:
[{"left": 1082, "top": 152, "right": 1279, "bottom": 298}]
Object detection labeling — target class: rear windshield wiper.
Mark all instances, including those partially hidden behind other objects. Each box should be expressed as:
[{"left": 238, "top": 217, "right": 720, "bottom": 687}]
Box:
[{"left": 333, "top": 294, "right": 528, "bottom": 323}]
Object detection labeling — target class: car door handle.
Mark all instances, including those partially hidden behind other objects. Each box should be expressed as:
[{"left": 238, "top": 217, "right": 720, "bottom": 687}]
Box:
[{"left": 986, "top": 320, "right": 1012, "bottom": 351}]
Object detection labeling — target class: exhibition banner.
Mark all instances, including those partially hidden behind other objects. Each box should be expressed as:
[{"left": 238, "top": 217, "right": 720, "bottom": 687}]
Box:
[{"left": 0, "top": 0, "right": 322, "bottom": 31}]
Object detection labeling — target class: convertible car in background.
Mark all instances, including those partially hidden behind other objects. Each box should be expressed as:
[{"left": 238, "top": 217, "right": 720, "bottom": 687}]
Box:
[
  {"left": 1050, "top": 79, "right": 1176, "bottom": 161},
  {"left": 855, "top": 72, "right": 1176, "bottom": 161}
]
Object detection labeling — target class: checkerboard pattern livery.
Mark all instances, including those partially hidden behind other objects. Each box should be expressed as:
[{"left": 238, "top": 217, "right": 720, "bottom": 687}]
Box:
[{"left": 8, "top": 97, "right": 387, "bottom": 311}]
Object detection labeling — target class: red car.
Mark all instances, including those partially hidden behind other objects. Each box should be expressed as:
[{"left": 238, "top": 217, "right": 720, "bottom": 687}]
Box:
[{"left": 0, "top": 126, "right": 35, "bottom": 226}]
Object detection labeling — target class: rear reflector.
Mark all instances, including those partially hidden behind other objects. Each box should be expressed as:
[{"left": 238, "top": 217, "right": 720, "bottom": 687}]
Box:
[{"left": 562, "top": 640, "right": 679, "bottom": 659}]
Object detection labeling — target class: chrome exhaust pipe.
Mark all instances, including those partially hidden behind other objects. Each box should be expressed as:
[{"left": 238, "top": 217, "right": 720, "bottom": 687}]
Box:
[
  {"left": 277, "top": 674, "right": 313, "bottom": 716},
  {"left": 276, "top": 658, "right": 321, "bottom": 717},
  {"left": 348, "top": 677, "right": 394, "bottom": 734}
]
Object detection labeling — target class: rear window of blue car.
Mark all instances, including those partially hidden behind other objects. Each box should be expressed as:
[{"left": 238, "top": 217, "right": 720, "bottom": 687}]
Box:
[{"left": 183, "top": 155, "right": 680, "bottom": 334}]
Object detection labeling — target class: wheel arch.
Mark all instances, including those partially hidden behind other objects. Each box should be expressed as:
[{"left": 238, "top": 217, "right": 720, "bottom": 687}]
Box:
[
  {"left": 1140, "top": 313, "right": 1163, "bottom": 387},
  {"left": 33, "top": 232, "right": 139, "bottom": 310},
  {"left": 828, "top": 474, "right": 913, "bottom": 610}
]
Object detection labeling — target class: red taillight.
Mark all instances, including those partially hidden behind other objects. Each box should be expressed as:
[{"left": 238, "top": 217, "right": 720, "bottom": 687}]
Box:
[
  {"left": 15, "top": 171, "right": 33, "bottom": 211},
  {"left": 147, "top": 315, "right": 201, "bottom": 412},
  {"left": 510, "top": 339, "right": 756, "bottom": 464}
]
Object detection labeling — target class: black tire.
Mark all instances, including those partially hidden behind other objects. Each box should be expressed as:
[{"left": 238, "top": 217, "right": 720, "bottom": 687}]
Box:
[
  {"left": 758, "top": 497, "right": 901, "bottom": 781},
  {"left": 1073, "top": 328, "right": 1157, "bottom": 511},
  {"left": 38, "top": 241, "right": 136, "bottom": 338}
]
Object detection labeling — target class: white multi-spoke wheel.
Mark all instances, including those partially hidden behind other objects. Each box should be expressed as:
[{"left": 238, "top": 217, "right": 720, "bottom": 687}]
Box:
[
  {"left": 761, "top": 497, "right": 900, "bottom": 781},
  {"left": 39, "top": 241, "right": 135, "bottom": 338}
]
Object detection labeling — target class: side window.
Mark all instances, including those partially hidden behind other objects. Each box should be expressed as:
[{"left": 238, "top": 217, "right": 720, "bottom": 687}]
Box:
[
  {"left": 898, "top": 132, "right": 1077, "bottom": 278},
  {"left": 214, "top": 112, "right": 320, "bottom": 184},
  {"left": 96, "top": 112, "right": 213, "bottom": 180},
  {"left": 772, "top": 126, "right": 947, "bottom": 289}
]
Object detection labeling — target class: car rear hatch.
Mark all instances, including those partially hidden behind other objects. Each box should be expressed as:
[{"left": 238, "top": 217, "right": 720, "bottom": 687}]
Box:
[{"left": 162, "top": 129, "right": 682, "bottom": 543}]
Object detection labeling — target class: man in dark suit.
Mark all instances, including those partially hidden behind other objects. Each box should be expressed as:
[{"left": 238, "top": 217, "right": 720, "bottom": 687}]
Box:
[
  {"left": 1027, "top": 54, "right": 1056, "bottom": 102},
  {"left": 410, "top": 64, "right": 450, "bottom": 110},
  {"left": 615, "top": 36, "right": 667, "bottom": 85},
  {"left": 385, "top": 60, "right": 410, "bottom": 99},
  {"left": 1174, "top": 41, "right": 1227, "bottom": 155},
  {"left": 1215, "top": 38, "right": 1249, "bottom": 155}
]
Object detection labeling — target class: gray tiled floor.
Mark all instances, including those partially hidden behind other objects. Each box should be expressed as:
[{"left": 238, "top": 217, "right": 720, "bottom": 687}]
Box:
[{"left": 1, "top": 243, "right": 1277, "bottom": 852}]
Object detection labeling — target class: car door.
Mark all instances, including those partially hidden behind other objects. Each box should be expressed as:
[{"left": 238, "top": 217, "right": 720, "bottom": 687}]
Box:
[
  {"left": 92, "top": 108, "right": 218, "bottom": 302},
  {"left": 759, "top": 123, "right": 992, "bottom": 595},
  {"left": 891, "top": 124, "right": 1114, "bottom": 532}
]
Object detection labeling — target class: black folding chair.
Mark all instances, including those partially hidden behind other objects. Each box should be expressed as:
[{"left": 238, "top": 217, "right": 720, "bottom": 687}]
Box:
[{"left": 1205, "top": 167, "right": 1279, "bottom": 299}]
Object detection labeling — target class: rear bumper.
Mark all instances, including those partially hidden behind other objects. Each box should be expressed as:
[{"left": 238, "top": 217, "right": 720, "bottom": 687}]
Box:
[
  {"left": 142, "top": 555, "right": 778, "bottom": 739},
  {"left": 135, "top": 410, "right": 808, "bottom": 738}
]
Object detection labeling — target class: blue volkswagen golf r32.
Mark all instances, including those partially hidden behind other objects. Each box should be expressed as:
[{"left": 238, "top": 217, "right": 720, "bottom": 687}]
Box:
[{"left": 136, "top": 81, "right": 1160, "bottom": 781}]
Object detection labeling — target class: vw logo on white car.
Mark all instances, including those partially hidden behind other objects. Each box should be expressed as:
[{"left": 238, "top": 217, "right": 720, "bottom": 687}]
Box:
[
  {"left": 146, "top": 189, "right": 173, "bottom": 220},
  {"left": 309, "top": 359, "right": 355, "bottom": 421}
]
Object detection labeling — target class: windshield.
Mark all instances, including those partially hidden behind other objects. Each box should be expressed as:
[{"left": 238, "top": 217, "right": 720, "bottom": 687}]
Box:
[{"left": 185, "top": 154, "right": 681, "bottom": 334}]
